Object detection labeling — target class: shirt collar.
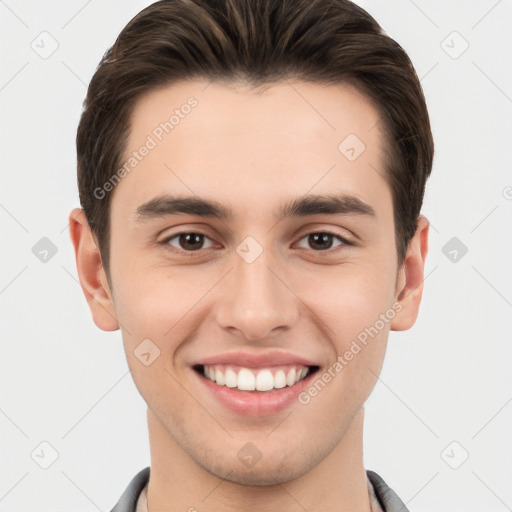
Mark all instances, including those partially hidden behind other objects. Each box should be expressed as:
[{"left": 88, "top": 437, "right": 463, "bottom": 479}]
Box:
[{"left": 111, "top": 467, "right": 410, "bottom": 512}]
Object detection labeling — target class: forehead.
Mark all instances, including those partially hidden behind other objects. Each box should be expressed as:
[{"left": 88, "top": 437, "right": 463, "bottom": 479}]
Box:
[
  {"left": 112, "top": 78, "right": 391, "bottom": 223},
  {"left": 128, "top": 78, "right": 384, "bottom": 153}
]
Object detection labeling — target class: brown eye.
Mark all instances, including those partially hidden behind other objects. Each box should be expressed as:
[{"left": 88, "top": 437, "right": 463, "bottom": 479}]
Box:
[
  {"left": 163, "top": 232, "right": 214, "bottom": 253},
  {"left": 296, "top": 232, "right": 349, "bottom": 251}
]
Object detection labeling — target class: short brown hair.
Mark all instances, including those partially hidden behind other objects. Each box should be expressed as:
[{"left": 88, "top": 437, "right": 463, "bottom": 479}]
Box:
[{"left": 76, "top": 0, "right": 434, "bottom": 276}]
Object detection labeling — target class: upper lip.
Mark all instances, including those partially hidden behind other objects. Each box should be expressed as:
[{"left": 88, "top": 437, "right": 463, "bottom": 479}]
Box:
[{"left": 193, "top": 351, "right": 319, "bottom": 368}]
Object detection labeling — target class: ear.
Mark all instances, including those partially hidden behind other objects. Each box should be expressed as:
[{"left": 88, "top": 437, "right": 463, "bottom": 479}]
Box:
[
  {"left": 68, "top": 208, "right": 119, "bottom": 331},
  {"left": 390, "top": 215, "right": 429, "bottom": 331}
]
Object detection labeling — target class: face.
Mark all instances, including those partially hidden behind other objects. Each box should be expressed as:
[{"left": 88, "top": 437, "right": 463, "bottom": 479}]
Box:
[{"left": 87, "top": 79, "right": 410, "bottom": 485}]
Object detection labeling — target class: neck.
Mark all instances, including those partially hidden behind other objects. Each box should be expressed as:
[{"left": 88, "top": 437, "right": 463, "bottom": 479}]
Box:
[{"left": 146, "top": 407, "right": 371, "bottom": 512}]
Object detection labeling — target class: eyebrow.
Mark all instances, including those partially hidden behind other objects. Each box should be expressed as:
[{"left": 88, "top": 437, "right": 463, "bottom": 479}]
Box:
[{"left": 134, "top": 193, "right": 376, "bottom": 222}]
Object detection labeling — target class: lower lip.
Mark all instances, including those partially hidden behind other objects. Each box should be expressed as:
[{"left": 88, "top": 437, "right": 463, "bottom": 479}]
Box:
[{"left": 194, "top": 369, "right": 316, "bottom": 417}]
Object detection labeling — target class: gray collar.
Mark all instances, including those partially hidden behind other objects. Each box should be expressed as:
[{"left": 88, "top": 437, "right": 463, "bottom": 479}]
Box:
[{"left": 111, "top": 467, "right": 410, "bottom": 512}]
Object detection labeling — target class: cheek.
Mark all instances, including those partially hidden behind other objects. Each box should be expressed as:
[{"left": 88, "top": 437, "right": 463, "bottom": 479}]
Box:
[
  {"left": 298, "top": 261, "right": 397, "bottom": 342},
  {"left": 112, "top": 261, "right": 201, "bottom": 335},
  {"left": 297, "top": 269, "right": 393, "bottom": 422},
  {"left": 111, "top": 264, "right": 221, "bottom": 388},
  {"left": 112, "top": 269, "right": 200, "bottom": 411}
]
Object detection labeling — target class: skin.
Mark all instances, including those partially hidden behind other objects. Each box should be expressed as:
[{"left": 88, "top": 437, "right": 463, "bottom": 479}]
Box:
[{"left": 70, "top": 79, "right": 429, "bottom": 512}]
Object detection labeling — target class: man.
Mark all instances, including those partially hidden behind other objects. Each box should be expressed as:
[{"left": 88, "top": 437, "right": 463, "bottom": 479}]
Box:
[{"left": 69, "top": 0, "right": 433, "bottom": 510}]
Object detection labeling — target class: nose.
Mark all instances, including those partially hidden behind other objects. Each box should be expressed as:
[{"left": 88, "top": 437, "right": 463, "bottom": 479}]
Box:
[{"left": 214, "top": 245, "right": 300, "bottom": 342}]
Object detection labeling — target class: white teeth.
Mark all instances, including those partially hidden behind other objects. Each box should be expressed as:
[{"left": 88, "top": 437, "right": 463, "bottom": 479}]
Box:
[
  {"left": 296, "top": 368, "right": 307, "bottom": 383},
  {"left": 215, "top": 367, "right": 225, "bottom": 385},
  {"left": 202, "top": 364, "right": 311, "bottom": 392},
  {"left": 274, "top": 370, "right": 287, "bottom": 389},
  {"left": 238, "top": 368, "right": 256, "bottom": 390},
  {"left": 255, "top": 370, "right": 274, "bottom": 391},
  {"left": 286, "top": 368, "right": 296, "bottom": 386},
  {"left": 225, "top": 368, "right": 238, "bottom": 388}
]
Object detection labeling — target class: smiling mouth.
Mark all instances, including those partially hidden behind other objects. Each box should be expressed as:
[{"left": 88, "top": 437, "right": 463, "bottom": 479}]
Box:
[{"left": 193, "top": 364, "right": 320, "bottom": 392}]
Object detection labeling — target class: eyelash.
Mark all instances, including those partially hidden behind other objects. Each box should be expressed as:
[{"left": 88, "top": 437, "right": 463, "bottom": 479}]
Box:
[{"left": 159, "top": 230, "right": 353, "bottom": 257}]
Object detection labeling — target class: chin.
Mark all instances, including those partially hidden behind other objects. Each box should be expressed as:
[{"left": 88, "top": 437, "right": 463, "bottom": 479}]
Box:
[{"left": 198, "top": 450, "right": 315, "bottom": 487}]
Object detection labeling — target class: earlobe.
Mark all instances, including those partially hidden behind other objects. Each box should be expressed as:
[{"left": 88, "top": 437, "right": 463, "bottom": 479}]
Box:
[
  {"left": 390, "top": 215, "right": 430, "bottom": 331},
  {"left": 68, "top": 208, "right": 119, "bottom": 331}
]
